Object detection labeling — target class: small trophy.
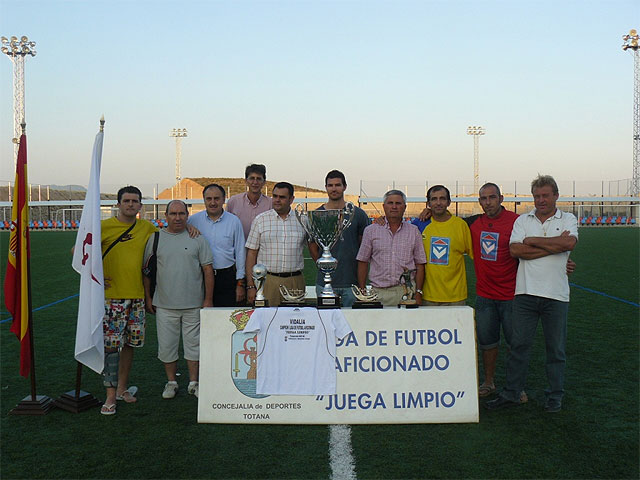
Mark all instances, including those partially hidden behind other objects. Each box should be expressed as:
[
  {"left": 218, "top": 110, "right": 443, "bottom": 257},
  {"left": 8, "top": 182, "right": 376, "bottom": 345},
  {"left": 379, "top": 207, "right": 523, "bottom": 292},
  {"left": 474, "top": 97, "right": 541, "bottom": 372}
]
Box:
[
  {"left": 399, "top": 269, "right": 419, "bottom": 309},
  {"left": 252, "top": 263, "right": 268, "bottom": 308},
  {"left": 295, "top": 202, "right": 354, "bottom": 308},
  {"left": 351, "top": 284, "right": 383, "bottom": 309},
  {"left": 279, "top": 285, "right": 307, "bottom": 307}
]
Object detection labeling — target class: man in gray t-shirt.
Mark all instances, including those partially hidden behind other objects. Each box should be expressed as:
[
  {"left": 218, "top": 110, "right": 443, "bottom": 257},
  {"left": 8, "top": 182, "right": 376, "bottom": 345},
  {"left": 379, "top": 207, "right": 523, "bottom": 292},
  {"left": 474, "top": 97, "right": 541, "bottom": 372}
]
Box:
[
  {"left": 143, "top": 200, "right": 214, "bottom": 399},
  {"left": 309, "top": 170, "right": 370, "bottom": 307}
]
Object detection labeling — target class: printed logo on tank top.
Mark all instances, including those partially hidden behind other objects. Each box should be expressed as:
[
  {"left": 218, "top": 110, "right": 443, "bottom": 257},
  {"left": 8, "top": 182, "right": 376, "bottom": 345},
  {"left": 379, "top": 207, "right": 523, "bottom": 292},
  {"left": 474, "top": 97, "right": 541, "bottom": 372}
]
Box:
[
  {"left": 429, "top": 237, "right": 450, "bottom": 265},
  {"left": 480, "top": 231, "right": 499, "bottom": 261}
]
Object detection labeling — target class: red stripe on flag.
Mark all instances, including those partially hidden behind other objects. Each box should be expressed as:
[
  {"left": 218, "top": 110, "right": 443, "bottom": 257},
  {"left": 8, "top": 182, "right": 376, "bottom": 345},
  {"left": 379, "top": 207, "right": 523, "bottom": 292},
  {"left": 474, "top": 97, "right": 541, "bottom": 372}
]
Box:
[{"left": 4, "top": 134, "right": 31, "bottom": 377}]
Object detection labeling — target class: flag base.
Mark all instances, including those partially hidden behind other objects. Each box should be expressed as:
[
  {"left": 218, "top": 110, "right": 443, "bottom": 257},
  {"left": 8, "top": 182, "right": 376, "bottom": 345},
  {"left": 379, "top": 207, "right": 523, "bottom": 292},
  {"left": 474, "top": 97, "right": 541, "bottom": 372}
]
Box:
[
  {"left": 9, "top": 395, "right": 54, "bottom": 415},
  {"left": 54, "top": 390, "right": 102, "bottom": 413}
]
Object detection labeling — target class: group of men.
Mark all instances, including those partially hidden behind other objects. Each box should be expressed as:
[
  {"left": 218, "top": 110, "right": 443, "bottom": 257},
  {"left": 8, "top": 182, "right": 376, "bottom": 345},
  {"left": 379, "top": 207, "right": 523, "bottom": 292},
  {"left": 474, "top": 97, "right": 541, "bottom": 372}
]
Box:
[
  {"left": 94, "top": 166, "right": 577, "bottom": 416},
  {"left": 96, "top": 165, "right": 271, "bottom": 413},
  {"left": 362, "top": 177, "right": 577, "bottom": 412}
]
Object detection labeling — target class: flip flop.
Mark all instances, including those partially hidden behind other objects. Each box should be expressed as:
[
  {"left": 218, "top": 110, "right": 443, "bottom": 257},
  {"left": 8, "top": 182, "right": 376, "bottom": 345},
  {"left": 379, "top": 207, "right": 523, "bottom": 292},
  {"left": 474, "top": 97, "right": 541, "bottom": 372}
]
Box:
[
  {"left": 100, "top": 403, "right": 116, "bottom": 415},
  {"left": 116, "top": 386, "right": 138, "bottom": 403},
  {"left": 478, "top": 384, "right": 496, "bottom": 397}
]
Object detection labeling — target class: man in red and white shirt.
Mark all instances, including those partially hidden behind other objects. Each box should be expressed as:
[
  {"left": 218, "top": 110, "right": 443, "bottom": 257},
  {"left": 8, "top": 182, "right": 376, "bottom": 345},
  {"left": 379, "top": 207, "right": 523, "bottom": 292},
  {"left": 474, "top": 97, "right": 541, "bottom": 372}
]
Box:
[
  {"left": 245, "top": 182, "right": 311, "bottom": 306},
  {"left": 356, "top": 190, "right": 426, "bottom": 306}
]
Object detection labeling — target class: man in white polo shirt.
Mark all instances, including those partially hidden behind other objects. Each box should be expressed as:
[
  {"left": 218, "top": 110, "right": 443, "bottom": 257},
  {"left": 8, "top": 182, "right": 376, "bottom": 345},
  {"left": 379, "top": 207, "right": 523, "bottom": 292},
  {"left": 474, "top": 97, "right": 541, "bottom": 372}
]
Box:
[{"left": 486, "top": 175, "right": 577, "bottom": 413}]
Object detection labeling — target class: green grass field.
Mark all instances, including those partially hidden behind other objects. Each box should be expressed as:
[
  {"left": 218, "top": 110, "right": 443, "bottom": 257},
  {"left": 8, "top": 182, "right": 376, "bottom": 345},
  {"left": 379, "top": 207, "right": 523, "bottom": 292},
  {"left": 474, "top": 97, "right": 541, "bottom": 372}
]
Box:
[{"left": 1, "top": 229, "right": 638, "bottom": 479}]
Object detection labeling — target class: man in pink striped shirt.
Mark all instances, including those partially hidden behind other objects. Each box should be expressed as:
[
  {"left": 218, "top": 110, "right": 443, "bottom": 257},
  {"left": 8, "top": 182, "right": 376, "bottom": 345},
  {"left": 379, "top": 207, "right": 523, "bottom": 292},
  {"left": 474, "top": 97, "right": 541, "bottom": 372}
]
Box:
[
  {"left": 356, "top": 190, "right": 426, "bottom": 306},
  {"left": 226, "top": 164, "right": 273, "bottom": 240}
]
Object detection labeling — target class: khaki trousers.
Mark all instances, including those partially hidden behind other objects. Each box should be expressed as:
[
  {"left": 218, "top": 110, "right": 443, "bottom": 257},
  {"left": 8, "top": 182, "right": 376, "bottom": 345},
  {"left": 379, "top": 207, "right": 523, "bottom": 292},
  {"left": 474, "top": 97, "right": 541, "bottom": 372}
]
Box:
[{"left": 372, "top": 285, "right": 405, "bottom": 307}]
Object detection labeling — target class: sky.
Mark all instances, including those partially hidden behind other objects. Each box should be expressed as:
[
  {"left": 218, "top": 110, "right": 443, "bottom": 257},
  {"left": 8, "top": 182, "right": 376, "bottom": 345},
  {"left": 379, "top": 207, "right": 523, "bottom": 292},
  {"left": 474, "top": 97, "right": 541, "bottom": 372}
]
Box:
[{"left": 1, "top": 0, "right": 639, "bottom": 197}]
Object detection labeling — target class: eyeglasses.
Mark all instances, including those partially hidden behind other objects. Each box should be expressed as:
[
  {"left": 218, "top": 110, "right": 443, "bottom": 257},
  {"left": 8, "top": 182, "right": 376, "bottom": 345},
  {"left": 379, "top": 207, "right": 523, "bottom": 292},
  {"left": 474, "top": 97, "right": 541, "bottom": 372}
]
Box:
[{"left": 247, "top": 176, "right": 265, "bottom": 183}]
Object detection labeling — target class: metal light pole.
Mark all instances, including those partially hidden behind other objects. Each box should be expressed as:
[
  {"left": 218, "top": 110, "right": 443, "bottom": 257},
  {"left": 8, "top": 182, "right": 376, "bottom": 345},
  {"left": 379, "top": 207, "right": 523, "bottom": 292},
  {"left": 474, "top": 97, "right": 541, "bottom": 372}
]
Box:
[
  {"left": 1, "top": 35, "right": 36, "bottom": 169},
  {"left": 622, "top": 29, "right": 639, "bottom": 196},
  {"left": 466, "top": 125, "right": 486, "bottom": 194},
  {"left": 169, "top": 128, "right": 187, "bottom": 198}
]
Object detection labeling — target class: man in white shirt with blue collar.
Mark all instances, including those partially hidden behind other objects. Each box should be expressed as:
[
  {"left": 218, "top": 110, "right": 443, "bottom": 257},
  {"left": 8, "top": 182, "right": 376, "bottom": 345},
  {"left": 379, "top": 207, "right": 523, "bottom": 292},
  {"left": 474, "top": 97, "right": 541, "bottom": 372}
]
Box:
[
  {"left": 188, "top": 183, "right": 246, "bottom": 306},
  {"left": 486, "top": 174, "right": 578, "bottom": 413}
]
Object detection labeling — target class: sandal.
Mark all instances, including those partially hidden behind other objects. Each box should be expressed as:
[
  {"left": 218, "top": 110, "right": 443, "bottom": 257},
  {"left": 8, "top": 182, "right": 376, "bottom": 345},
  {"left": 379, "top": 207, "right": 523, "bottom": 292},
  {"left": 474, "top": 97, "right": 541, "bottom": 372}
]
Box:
[
  {"left": 478, "top": 383, "right": 496, "bottom": 397},
  {"left": 116, "top": 386, "right": 138, "bottom": 403},
  {"left": 100, "top": 403, "right": 116, "bottom": 415}
]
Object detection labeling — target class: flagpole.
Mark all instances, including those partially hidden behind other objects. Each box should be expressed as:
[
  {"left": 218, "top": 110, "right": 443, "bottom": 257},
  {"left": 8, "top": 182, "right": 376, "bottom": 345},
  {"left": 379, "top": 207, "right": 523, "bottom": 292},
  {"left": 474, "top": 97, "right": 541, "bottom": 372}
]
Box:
[
  {"left": 10, "top": 122, "right": 54, "bottom": 415},
  {"left": 54, "top": 116, "right": 104, "bottom": 413}
]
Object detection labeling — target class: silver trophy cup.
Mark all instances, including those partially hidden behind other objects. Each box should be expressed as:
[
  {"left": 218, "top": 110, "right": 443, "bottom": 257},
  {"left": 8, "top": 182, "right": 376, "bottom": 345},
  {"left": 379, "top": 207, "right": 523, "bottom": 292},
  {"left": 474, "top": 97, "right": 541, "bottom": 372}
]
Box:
[
  {"left": 295, "top": 202, "right": 354, "bottom": 307},
  {"left": 252, "top": 263, "right": 268, "bottom": 307}
]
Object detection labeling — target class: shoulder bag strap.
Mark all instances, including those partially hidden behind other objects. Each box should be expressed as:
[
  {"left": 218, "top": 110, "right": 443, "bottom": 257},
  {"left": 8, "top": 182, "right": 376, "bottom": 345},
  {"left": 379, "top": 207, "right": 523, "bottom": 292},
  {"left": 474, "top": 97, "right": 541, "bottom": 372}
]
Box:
[
  {"left": 102, "top": 220, "right": 137, "bottom": 259},
  {"left": 152, "top": 230, "right": 159, "bottom": 254}
]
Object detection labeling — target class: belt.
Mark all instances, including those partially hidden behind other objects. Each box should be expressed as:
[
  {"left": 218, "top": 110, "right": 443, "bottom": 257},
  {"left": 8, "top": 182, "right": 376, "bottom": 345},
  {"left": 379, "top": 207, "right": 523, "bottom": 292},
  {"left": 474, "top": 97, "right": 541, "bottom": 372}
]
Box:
[
  {"left": 267, "top": 270, "right": 302, "bottom": 278},
  {"left": 214, "top": 265, "right": 235, "bottom": 275}
]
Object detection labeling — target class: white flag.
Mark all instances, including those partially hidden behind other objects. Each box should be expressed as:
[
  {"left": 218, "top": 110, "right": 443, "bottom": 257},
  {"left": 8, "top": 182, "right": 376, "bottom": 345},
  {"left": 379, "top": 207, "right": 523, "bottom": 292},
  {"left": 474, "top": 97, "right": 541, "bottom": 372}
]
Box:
[{"left": 72, "top": 129, "right": 105, "bottom": 374}]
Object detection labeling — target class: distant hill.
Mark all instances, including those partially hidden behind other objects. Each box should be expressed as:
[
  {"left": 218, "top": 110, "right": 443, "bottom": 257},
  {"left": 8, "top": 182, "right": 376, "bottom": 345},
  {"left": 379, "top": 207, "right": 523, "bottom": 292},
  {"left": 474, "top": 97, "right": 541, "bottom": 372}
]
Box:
[
  {"left": 50, "top": 185, "right": 87, "bottom": 192},
  {"left": 159, "top": 177, "right": 326, "bottom": 200},
  {"left": 188, "top": 177, "right": 325, "bottom": 197}
]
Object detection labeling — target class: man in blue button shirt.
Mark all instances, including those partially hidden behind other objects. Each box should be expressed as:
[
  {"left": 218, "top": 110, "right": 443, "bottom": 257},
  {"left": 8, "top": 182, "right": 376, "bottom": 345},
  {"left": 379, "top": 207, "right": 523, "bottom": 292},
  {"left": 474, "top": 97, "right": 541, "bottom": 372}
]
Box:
[{"left": 188, "top": 183, "right": 246, "bottom": 306}]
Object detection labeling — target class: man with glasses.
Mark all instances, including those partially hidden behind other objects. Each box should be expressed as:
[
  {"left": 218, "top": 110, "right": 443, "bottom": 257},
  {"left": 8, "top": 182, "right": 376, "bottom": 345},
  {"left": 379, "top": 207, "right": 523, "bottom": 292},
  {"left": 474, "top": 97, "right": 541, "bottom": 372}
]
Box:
[{"left": 227, "top": 164, "right": 273, "bottom": 240}]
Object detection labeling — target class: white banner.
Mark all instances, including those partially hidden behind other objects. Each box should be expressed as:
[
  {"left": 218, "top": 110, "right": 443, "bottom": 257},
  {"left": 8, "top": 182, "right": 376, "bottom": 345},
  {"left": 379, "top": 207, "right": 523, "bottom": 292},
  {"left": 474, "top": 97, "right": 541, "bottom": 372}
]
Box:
[
  {"left": 198, "top": 306, "right": 479, "bottom": 424},
  {"left": 71, "top": 129, "right": 105, "bottom": 374}
]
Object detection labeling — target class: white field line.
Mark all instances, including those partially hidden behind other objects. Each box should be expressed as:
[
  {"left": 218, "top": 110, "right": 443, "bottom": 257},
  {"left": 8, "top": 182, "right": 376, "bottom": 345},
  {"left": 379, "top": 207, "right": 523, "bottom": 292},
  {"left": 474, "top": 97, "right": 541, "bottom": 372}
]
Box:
[{"left": 329, "top": 424, "right": 357, "bottom": 480}]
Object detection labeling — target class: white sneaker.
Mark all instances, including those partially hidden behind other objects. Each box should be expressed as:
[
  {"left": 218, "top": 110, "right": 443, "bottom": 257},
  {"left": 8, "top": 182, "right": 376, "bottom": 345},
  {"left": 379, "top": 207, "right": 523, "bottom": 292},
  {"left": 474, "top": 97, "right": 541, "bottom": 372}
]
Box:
[
  {"left": 188, "top": 381, "right": 199, "bottom": 398},
  {"left": 162, "top": 381, "right": 178, "bottom": 399}
]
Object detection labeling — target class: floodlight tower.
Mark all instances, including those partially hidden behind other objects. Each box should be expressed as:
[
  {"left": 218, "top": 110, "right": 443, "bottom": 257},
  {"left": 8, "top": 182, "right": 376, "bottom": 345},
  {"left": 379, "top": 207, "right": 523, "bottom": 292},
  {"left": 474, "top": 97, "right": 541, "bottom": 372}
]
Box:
[
  {"left": 1, "top": 35, "right": 36, "bottom": 169},
  {"left": 170, "top": 128, "right": 187, "bottom": 198},
  {"left": 622, "top": 29, "right": 640, "bottom": 196},
  {"left": 467, "top": 125, "right": 486, "bottom": 194}
]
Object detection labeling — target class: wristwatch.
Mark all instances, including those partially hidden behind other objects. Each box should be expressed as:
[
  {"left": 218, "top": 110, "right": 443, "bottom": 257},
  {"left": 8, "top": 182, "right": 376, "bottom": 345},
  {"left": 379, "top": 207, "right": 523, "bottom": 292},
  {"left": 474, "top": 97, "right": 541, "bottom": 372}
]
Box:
[{"left": 416, "top": 289, "right": 423, "bottom": 295}]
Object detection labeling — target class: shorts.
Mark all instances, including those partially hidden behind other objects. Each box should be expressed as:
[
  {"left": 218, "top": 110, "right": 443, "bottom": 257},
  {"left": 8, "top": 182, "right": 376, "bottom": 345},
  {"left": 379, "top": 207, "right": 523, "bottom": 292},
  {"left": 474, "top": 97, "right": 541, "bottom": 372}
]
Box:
[
  {"left": 474, "top": 295, "right": 513, "bottom": 350},
  {"left": 103, "top": 298, "right": 146, "bottom": 349},
  {"left": 155, "top": 307, "right": 201, "bottom": 363}
]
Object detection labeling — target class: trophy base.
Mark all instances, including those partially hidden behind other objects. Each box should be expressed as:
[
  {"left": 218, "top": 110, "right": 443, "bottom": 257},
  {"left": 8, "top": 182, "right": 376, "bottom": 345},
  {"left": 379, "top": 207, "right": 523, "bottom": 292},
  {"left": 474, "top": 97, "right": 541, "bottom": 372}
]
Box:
[
  {"left": 352, "top": 301, "right": 383, "bottom": 309},
  {"left": 254, "top": 299, "right": 269, "bottom": 308},
  {"left": 398, "top": 302, "right": 420, "bottom": 309},
  {"left": 279, "top": 301, "right": 308, "bottom": 307},
  {"left": 317, "top": 296, "right": 341, "bottom": 309}
]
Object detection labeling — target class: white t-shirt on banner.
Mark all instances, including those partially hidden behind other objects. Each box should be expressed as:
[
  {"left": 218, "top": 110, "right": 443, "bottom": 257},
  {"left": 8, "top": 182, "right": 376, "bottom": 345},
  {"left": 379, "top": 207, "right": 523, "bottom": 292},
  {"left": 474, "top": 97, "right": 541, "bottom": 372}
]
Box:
[{"left": 243, "top": 307, "right": 352, "bottom": 395}]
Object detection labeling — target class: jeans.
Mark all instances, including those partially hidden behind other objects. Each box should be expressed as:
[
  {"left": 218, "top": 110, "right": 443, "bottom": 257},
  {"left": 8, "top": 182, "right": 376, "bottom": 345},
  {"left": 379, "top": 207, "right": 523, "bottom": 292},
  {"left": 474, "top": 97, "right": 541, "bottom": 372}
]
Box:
[
  {"left": 474, "top": 295, "right": 514, "bottom": 350},
  {"left": 501, "top": 294, "right": 569, "bottom": 404},
  {"left": 315, "top": 285, "right": 357, "bottom": 308}
]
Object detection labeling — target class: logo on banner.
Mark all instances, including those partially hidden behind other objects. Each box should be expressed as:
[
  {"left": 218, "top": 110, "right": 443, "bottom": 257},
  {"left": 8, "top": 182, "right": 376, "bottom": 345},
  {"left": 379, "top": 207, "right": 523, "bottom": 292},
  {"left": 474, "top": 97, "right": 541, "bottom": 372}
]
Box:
[
  {"left": 430, "top": 237, "right": 450, "bottom": 265},
  {"left": 480, "top": 232, "right": 499, "bottom": 261},
  {"left": 229, "top": 309, "right": 268, "bottom": 399}
]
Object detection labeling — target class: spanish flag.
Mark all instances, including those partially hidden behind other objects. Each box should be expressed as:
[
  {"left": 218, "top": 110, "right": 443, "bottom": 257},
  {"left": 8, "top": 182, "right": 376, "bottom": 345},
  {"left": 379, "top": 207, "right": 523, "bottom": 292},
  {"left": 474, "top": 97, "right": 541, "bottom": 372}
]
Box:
[{"left": 4, "top": 133, "right": 31, "bottom": 378}]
